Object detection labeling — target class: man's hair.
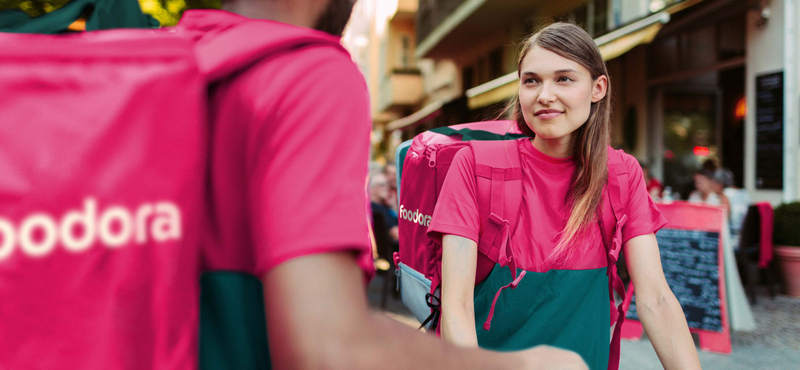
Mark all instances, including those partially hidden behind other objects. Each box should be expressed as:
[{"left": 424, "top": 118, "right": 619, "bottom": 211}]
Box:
[
  {"left": 712, "top": 168, "right": 734, "bottom": 188},
  {"left": 313, "top": 0, "right": 356, "bottom": 36},
  {"left": 220, "top": 0, "right": 355, "bottom": 37}
]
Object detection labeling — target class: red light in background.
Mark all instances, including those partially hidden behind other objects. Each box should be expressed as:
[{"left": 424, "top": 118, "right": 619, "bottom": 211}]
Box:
[
  {"left": 664, "top": 150, "right": 674, "bottom": 159},
  {"left": 694, "top": 146, "right": 710, "bottom": 156},
  {"left": 735, "top": 97, "right": 747, "bottom": 119}
]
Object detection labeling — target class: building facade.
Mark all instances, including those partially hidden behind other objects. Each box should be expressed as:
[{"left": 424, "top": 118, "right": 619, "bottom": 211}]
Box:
[{"left": 354, "top": 0, "right": 799, "bottom": 204}]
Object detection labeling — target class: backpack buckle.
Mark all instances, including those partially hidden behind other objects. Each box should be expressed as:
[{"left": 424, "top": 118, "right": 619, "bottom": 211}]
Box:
[{"left": 607, "top": 215, "right": 627, "bottom": 265}]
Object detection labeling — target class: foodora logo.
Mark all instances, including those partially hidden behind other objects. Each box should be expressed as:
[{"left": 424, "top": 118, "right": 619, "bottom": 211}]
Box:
[
  {"left": 0, "top": 198, "right": 182, "bottom": 261},
  {"left": 399, "top": 205, "right": 432, "bottom": 227}
]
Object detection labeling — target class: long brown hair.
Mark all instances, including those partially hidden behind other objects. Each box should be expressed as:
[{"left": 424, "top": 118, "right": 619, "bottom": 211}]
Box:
[{"left": 507, "top": 22, "right": 611, "bottom": 261}]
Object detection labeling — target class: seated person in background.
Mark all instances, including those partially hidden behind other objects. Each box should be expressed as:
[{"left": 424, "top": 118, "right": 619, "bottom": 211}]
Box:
[
  {"left": 717, "top": 169, "right": 751, "bottom": 249},
  {"left": 641, "top": 163, "right": 663, "bottom": 200},
  {"left": 688, "top": 169, "right": 728, "bottom": 207},
  {"left": 689, "top": 167, "right": 751, "bottom": 246},
  {"left": 384, "top": 162, "right": 399, "bottom": 214},
  {"left": 370, "top": 171, "right": 399, "bottom": 243}
]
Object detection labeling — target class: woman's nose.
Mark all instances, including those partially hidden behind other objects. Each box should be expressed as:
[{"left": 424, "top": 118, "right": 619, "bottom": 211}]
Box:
[{"left": 538, "top": 82, "right": 556, "bottom": 104}]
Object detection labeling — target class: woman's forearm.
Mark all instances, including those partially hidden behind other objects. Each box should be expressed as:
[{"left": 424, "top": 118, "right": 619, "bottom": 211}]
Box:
[
  {"left": 441, "top": 306, "right": 479, "bottom": 347},
  {"left": 441, "top": 234, "right": 481, "bottom": 347},
  {"left": 636, "top": 292, "right": 701, "bottom": 370}
]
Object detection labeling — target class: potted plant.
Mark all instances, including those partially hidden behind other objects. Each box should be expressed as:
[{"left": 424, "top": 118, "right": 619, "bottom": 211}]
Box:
[{"left": 774, "top": 201, "right": 800, "bottom": 297}]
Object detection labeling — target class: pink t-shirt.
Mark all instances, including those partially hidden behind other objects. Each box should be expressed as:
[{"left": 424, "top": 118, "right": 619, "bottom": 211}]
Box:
[
  {"left": 428, "top": 139, "right": 666, "bottom": 271},
  {"left": 202, "top": 29, "right": 374, "bottom": 278}
]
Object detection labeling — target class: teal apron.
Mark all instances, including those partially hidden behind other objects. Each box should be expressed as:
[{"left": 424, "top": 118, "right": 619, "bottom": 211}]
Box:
[{"left": 474, "top": 264, "right": 611, "bottom": 370}]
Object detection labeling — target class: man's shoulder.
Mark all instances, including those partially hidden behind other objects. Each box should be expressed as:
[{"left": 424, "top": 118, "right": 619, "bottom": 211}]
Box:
[
  {"left": 184, "top": 9, "right": 361, "bottom": 91},
  {"left": 228, "top": 43, "right": 362, "bottom": 101},
  {"left": 258, "top": 44, "right": 356, "bottom": 75},
  {"left": 212, "top": 42, "right": 364, "bottom": 124}
]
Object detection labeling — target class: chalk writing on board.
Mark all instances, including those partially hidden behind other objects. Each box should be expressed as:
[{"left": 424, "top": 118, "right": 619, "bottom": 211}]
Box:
[
  {"left": 627, "top": 228, "right": 722, "bottom": 332},
  {"left": 755, "top": 71, "right": 783, "bottom": 189}
]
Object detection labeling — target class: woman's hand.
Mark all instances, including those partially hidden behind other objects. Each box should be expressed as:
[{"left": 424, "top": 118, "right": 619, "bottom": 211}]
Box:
[
  {"left": 624, "top": 233, "right": 702, "bottom": 370},
  {"left": 441, "top": 234, "right": 480, "bottom": 347}
]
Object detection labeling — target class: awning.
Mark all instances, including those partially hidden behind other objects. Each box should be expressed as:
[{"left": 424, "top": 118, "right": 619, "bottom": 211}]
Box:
[
  {"left": 598, "top": 22, "right": 662, "bottom": 61},
  {"left": 465, "top": 72, "right": 517, "bottom": 110},
  {"left": 385, "top": 98, "right": 446, "bottom": 131},
  {"left": 595, "top": 11, "right": 669, "bottom": 60}
]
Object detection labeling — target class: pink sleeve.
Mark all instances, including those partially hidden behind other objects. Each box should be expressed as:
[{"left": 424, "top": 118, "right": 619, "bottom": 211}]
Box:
[
  {"left": 620, "top": 153, "right": 668, "bottom": 245},
  {"left": 427, "top": 147, "right": 481, "bottom": 244},
  {"left": 247, "top": 47, "right": 373, "bottom": 278}
]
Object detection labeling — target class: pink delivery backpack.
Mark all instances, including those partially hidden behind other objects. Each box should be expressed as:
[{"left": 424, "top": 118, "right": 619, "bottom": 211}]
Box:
[
  {"left": 0, "top": 11, "right": 343, "bottom": 369},
  {"left": 394, "top": 120, "right": 633, "bottom": 369}
]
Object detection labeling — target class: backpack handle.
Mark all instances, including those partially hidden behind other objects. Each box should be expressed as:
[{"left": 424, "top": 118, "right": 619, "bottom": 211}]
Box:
[{"left": 430, "top": 126, "right": 527, "bottom": 141}]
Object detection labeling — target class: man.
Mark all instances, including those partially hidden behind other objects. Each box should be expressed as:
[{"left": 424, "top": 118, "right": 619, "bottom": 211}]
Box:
[
  {"left": 370, "top": 170, "right": 398, "bottom": 243},
  {"left": 384, "top": 162, "right": 399, "bottom": 213},
  {"left": 206, "top": 0, "right": 588, "bottom": 368}
]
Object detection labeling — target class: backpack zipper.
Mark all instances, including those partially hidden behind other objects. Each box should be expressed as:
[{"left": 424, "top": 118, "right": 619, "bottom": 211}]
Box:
[{"left": 425, "top": 146, "right": 438, "bottom": 168}]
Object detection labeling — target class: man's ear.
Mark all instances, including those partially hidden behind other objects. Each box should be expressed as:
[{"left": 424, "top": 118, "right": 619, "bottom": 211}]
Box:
[{"left": 591, "top": 75, "right": 608, "bottom": 103}]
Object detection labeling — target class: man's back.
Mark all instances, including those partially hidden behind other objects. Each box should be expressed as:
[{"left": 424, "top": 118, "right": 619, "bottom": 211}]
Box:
[{"left": 199, "top": 13, "right": 374, "bottom": 276}]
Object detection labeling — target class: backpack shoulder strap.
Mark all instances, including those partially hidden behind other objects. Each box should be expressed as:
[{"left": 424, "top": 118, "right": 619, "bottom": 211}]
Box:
[
  {"left": 606, "top": 146, "right": 630, "bottom": 224},
  {"left": 470, "top": 139, "right": 522, "bottom": 220},
  {"left": 469, "top": 140, "right": 523, "bottom": 268},
  {"left": 605, "top": 146, "right": 630, "bottom": 261},
  {"left": 178, "top": 10, "right": 342, "bottom": 82},
  {"left": 604, "top": 146, "right": 632, "bottom": 370},
  {"left": 470, "top": 139, "right": 526, "bottom": 330}
]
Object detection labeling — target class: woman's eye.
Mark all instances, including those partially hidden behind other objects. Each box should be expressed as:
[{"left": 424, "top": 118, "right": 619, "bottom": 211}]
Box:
[
  {"left": 523, "top": 78, "right": 539, "bottom": 85},
  {"left": 558, "top": 76, "right": 573, "bottom": 82}
]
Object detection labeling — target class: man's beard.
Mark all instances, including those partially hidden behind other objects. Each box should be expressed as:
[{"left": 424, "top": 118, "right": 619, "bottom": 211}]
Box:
[{"left": 313, "top": 0, "right": 356, "bottom": 36}]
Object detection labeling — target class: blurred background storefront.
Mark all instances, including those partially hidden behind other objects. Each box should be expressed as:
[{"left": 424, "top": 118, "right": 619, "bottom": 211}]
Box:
[{"left": 343, "top": 0, "right": 800, "bottom": 204}]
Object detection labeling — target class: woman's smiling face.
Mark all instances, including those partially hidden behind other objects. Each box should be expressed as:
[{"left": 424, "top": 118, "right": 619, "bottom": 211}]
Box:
[{"left": 518, "top": 45, "right": 606, "bottom": 144}]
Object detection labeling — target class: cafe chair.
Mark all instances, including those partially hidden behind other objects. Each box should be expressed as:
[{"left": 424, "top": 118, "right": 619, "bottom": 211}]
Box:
[{"left": 736, "top": 204, "right": 780, "bottom": 304}]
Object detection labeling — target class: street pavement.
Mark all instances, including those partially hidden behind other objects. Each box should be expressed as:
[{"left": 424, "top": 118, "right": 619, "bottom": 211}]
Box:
[{"left": 368, "top": 275, "right": 800, "bottom": 369}]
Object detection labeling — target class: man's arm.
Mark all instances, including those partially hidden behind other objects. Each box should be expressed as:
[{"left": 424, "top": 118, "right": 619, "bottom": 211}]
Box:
[{"left": 262, "top": 252, "right": 587, "bottom": 370}]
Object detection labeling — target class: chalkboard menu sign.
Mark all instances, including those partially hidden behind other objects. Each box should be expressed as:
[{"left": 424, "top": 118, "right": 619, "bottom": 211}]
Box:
[
  {"left": 626, "top": 228, "right": 722, "bottom": 332},
  {"left": 755, "top": 71, "right": 783, "bottom": 189}
]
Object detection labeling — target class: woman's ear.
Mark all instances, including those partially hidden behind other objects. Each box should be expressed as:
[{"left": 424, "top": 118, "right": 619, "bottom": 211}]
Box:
[{"left": 591, "top": 75, "right": 608, "bottom": 103}]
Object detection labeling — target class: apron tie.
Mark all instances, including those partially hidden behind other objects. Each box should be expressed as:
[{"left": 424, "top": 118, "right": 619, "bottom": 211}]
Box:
[
  {"left": 483, "top": 270, "right": 526, "bottom": 330},
  {"left": 482, "top": 215, "right": 526, "bottom": 331}
]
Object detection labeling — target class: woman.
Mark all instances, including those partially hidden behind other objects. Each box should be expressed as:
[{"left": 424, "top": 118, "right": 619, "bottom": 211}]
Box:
[{"left": 427, "top": 23, "right": 701, "bottom": 369}]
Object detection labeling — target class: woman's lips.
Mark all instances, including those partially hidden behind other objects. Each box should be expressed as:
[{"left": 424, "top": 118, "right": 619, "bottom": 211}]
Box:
[{"left": 535, "top": 110, "right": 562, "bottom": 120}]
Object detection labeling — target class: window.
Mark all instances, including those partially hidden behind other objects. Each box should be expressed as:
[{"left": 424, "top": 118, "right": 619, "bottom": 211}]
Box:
[
  {"left": 489, "top": 48, "right": 503, "bottom": 81},
  {"left": 593, "top": 0, "right": 609, "bottom": 37},
  {"left": 462, "top": 66, "right": 474, "bottom": 90},
  {"left": 477, "top": 57, "right": 488, "bottom": 85},
  {"left": 400, "top": 35, "right": 411, "bottom": 69},
  {"left": 648, "top": 14, "right": 745, "bottom": 79}
]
